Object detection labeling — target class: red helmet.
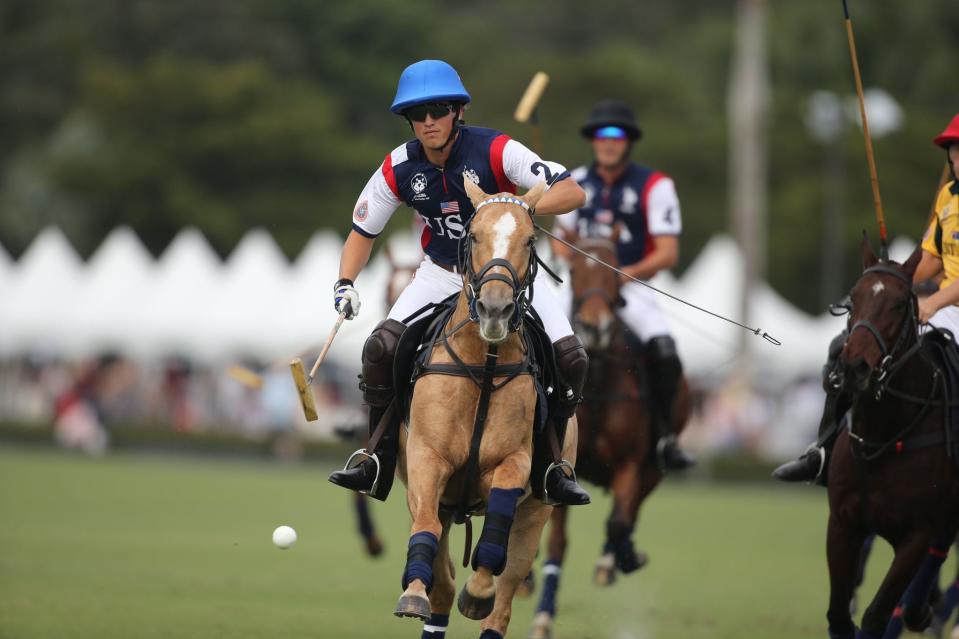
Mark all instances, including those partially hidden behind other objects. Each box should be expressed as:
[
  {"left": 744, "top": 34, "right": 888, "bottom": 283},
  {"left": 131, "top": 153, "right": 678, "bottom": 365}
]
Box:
[{"left": 933, "top": 113, "right": 959, "bottom": 148}]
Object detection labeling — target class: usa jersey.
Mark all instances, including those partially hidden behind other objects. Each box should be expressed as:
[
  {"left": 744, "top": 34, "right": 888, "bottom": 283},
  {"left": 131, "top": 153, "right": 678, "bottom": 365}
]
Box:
[
  {"left": 351, "top": 126, "right": 569, "bottom": 266},
  {"left": 555, "top": 162, "right": 681, "bottom": 266}
]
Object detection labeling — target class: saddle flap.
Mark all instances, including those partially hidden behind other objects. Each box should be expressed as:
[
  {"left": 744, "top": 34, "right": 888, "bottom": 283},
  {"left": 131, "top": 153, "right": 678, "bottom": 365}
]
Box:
[{"left": 394, "top": 294, "right": 459, "bottom": 420}]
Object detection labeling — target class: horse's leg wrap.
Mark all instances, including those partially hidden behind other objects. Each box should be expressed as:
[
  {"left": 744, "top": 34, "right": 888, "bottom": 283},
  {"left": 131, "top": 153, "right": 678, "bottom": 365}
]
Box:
[
  {"left": 472, "top": 488, "right": 523, "bottom": 576},
  {"left": 421, "top": 612, "right": 449, "bottom": 639},
  {"left": 604, "top": 519, "right": 642, "bottom": 573},
  {"left": 359, "top": 319, "right": 405, "bottom": 500},
  {"left": 535, "top": 560, "right": 562, "bottom": 616},
  {"left": 402, "top": 531, "right": 439, "bottom": 593},
  {"left": 644, "top": 336, "right": 682, "bottom": 446},
  {"left": 479, "top": 630, "right": 504, "bottom": 639},
  {"left": 901, "top": 538, "right": 951, "bottom": 631}
]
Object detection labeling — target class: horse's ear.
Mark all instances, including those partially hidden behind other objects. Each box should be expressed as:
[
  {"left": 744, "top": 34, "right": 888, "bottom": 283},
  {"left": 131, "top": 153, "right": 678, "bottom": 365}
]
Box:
[
  {"left": 861, "top": 231, "right": 878, "bottom": 269},
  {"left": 522, "top": 181, "right": 547, "bottom": 211},
  {"left": 902, "top": 244, "right": 923, "bottom": 279},
  {"left": 463, "top": 176, "right": 489, "bottom": 208}
]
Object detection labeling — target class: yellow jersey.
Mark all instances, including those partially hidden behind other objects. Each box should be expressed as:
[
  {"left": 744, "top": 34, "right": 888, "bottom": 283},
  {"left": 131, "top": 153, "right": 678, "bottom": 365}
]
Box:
[{"left": 921, "top": 180, "right": 959, "bottom": 289}]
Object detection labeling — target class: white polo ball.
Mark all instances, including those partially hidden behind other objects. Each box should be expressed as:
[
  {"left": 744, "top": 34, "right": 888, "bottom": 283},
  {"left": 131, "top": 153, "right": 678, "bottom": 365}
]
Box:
[{"left": 272, "top": 525, "right": 297, "bottom": 549}]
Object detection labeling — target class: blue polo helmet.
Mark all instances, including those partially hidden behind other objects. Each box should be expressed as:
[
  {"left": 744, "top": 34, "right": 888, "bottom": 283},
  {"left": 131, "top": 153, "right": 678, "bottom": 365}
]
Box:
[{"left": 390, "top": 60, "right": 471, "bottom": 115}]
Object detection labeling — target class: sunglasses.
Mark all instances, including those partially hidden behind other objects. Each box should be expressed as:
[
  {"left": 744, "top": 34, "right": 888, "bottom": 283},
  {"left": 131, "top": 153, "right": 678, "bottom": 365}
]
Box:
[
  {"left": 593, "top": 126, "right": 628, "bottom": 140},
  {"left": 405, "top": 102, "right": 456, "bottom": 122}
]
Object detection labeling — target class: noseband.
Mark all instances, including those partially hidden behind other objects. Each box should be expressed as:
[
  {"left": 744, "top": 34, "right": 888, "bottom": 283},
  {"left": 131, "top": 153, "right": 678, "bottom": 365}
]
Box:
[{"left": 461, "top": 196, "right": 538, "bottom": 333}]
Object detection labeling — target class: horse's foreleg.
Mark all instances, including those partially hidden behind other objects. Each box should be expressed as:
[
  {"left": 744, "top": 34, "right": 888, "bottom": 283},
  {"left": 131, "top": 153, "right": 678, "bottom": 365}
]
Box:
[
  {"left": 353, "top": 493, "right": 384, "bottom": 557},
  {"left": 459, "top": 452, "right": 530, "bottom": 621},
  {"left": 396, "top": 450, "right": 452, "bottom": 622},
  {"left": 483, "top": 496, "right": 553, "bottom": 639},
  {"left": 826, "top": 514, "right": 866, "bottom": 639},
  {"left": 897, "top": 530, "right": 954, "bottom": 633},
  {"left": 530, "top": 505, "right": 568, "bottom": 639},
  {"left": 597, "top": 461, "right": 644, "bottom": 585},
  {"left": 421, "top": 514, "right": 456, "bottom": 639},
  {"left": 858, "top": 529, "right": 930, "bottom": 638}
]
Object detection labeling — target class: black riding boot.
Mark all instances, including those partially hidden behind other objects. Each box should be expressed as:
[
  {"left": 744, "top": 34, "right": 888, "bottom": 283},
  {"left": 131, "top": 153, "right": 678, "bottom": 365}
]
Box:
[
  {"left": 532, "top": 335, "right": 592, "bottom": 506},
  {"left": 328, "top": 319, "right": 405, "bottom": 501},
  {"left": 645, "top": 336, "right": 695, "bottom": 472},
  {"left": 773, "top": 330, "right": 849, "bottom": 485}
]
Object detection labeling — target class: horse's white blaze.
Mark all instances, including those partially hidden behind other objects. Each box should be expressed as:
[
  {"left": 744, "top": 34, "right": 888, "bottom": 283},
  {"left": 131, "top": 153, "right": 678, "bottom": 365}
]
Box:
[
  {"left": 492, "top": 212, "right": 517, "bottom": 259},
  {"left": 872, "top": 282, "right": 885, "bottom": 296},
  {"left": 587, "top": 252, "right": 599, "bottom": 268}
]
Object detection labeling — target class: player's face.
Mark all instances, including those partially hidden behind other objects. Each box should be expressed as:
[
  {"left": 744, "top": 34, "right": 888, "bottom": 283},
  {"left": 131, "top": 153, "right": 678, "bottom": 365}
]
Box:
[
  {"left": 591, "top": 137, "right": 629, "bottom": 169},
  {"left": 409, "top": 104, "right": 461, "bottom": 151},
  {"left": 949, "top": 144, "right": 959, "bottom": 177}
]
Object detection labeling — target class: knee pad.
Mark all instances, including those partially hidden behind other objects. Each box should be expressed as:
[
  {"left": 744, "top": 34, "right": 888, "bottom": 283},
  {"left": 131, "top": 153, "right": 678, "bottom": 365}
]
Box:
[
  {"left": 553, "top": 334, "right": 589, "bottom": 395},
  {"left": 361, "top": 319, "right": 405, "bottom": 406}
]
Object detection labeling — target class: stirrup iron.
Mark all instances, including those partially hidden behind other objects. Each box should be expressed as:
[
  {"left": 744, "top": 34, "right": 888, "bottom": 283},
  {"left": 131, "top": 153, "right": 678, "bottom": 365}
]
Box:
[
  {"left": 342, "top": 449, "right": 382, "bottom": 496},
  {"left": 543, "top": 459, "right": 577, "bottom": 506}
]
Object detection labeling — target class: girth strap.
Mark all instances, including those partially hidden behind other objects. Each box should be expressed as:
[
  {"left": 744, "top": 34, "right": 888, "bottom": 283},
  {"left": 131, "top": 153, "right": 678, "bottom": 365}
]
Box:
[{"left": 455, "top": 343, "right": 500, "bottom": 563}]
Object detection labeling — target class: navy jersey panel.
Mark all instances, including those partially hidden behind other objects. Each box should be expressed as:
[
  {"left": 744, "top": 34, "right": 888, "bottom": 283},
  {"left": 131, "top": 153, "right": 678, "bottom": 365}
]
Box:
[
  {"left": 573, "top": 162, "right": 662, "bottom": 266},
  {"left": 386, "top": 126, "right": 515, "bottom": 266}
]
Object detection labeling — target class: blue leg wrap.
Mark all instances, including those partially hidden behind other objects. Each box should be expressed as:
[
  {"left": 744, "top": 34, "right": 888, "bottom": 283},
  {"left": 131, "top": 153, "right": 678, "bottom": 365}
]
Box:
[
  {"left": 940, "top": 579, "right": 959, "bottom": 622},
  {"left": 854, "top": 628, "right": 881, "bottom": 639},
  {"left": 473, "top": 488, "right": 523, "bottom": 576},
  {"left": 535, "top": 560, "right": 562, "bottom": 616},
  {"left": 421, "top": 612, "right": 449, "bottom": 639},
  {"left": 479, "top": 630, "right": 504, "bottom": 639},
  {"left": 402, "top": 531, "right": 439, "bottom": 593},
  {"left": 899, "top": 543, "right": 949, "bottom": 622},
  {"left": 881, "top": 606, "right": 903, "bottom": 639}
]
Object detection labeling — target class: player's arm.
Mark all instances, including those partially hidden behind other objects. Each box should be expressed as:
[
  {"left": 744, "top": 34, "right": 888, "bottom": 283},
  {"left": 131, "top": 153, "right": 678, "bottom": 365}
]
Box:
[
  {"left": 622, "top": 176, "right": 682, "bottom": 281},
  {"left": 622, "top": 235, "right": 679, "bottom": 281},
  {"left": 914, "top": 249, "right": 943, "bottom": 284},
  {"left": 334, "top": 162, "right": 402, "bottom": 318},
  {"left": 501, "top": 138, "right": 585, "bottom": 214}
]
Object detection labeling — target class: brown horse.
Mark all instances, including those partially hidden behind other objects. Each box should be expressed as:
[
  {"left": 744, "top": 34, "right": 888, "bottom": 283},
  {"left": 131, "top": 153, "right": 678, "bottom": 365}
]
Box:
[
  {"left": 825, "top": 237, "right": 959, "bottom": 639},
  {"left": 392, "top": 178, "right": 577, "bottom": 639},
  {"left": 530, "top": 235, "right": 690, "bottom": 638}
]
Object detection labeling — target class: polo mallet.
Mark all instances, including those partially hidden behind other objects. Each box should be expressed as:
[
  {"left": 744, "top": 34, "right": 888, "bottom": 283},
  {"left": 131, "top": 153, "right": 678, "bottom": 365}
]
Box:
[
  {"left": 843, "top": 0, "right": 888, "bottom": 259},
  {"left": 290, "top": 312, "right": 346, "bottom": 421},
  {"left": 514, "top": 71, "right": 550, "bottom": 156}
]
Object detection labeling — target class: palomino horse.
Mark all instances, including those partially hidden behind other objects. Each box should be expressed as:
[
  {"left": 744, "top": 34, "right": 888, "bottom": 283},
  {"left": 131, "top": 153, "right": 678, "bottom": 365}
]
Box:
[
  {"left": 530, "top": 235, "right": 690, "bottom": 638},
  {"left": 826, "top": 237, "right": 959, "bottom": 639},
  {"left": 392, "top": 178, "right": 577, "bottom": 639}
]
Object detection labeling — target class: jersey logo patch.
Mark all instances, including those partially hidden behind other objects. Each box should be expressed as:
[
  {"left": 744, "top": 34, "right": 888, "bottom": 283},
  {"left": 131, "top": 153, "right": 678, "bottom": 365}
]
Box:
[
  {"left": 463, "top": 168, "right": 480, "bottom": 185},
  {"left": 411, "top": 173, "right": 429, "bottom": 201},
  {"left": 354, "top": 200, "right": 369, "bottom": 222}
]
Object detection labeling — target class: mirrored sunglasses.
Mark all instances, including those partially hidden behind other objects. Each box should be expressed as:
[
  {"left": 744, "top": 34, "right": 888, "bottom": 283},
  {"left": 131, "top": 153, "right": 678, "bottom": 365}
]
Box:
[{"left": 593, "top": 126, "right": 628, "bottom": 140}]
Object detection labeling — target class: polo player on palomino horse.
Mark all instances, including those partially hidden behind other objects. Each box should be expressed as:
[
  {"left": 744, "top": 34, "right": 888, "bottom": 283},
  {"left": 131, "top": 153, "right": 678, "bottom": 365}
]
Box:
[
  {"left": 552, "top": 100, "right": 695, "bottom": 472},
  {"left": 328, "top": 60, "right": 592, "bottom": 507},
  {"left": 774, "top": 111, "right": 959, "bottom": 484}
]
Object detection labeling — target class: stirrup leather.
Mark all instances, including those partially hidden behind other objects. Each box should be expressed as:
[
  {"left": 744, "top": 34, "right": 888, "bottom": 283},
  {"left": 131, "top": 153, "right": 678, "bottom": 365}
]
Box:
[
  {"left": 542, "top": 459, "right": 578, "bottom": 506},
  {"left": 342, "top": 449, "right": 382, "bottom": 496}
]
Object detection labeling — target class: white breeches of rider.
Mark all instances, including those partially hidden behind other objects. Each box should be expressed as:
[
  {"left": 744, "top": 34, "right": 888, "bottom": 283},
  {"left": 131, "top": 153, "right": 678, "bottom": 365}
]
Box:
[
  {"left": 387, "top": 256, "right": 574, "bottom": 341},
  {"left": 617, "top": 280, "right": 672, "bottom": 342},
  {"left": 927, "top": 304, "right": 959, "bottom": 337}
]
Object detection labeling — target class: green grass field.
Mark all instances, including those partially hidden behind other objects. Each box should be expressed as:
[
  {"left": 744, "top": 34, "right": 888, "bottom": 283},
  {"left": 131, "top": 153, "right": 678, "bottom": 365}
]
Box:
[{"left": 0, "top": 445, "right": 949, "bottom": 639}]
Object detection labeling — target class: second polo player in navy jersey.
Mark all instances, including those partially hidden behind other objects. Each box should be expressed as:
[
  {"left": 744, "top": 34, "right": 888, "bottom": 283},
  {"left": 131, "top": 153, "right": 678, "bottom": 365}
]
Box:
[
  {"left": 554, "top": 100, "right": 694, "bottom": 472},
  {"left": 328, "top": 60, "right": 592, "bottom": 506}
]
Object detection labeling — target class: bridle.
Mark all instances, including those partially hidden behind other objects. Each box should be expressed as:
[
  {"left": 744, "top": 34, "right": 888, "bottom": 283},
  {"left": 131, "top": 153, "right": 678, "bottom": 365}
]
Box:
[
  {"left": 460, "top": 196, "right": 539, "bottom": 333},
  {"left": 844, "top": 263, "right": 920, "bottom": 399}
]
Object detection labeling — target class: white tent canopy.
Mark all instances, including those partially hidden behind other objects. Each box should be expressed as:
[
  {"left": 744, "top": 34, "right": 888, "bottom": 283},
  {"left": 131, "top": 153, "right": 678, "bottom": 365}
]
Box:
[{"left": 0, "top": 226, "right": 918, "bottom": 386}]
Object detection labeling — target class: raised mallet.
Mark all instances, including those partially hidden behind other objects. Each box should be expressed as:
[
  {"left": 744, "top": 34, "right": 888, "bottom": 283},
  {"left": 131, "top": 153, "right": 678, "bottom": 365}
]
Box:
[
  {"left": 514, "top": 71, "right": 549, "bottom": 155},
  {"left": 290, "top": 312, "right": 346, "bottom": 421}
]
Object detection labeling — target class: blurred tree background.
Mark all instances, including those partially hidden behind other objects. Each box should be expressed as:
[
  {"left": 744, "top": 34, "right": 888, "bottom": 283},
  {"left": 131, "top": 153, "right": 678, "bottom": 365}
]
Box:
[{"left": 0, "top": 0, "right": 956, "bottom": 313}]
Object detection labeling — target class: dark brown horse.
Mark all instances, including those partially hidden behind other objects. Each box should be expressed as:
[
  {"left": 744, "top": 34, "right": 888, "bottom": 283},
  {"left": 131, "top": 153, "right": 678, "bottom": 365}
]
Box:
[
  {"left": 530, "top": 235, "right": 691, "bottom": 638},
  {"left": 825, "top": 237, "right": 959, "bottom": 639}
]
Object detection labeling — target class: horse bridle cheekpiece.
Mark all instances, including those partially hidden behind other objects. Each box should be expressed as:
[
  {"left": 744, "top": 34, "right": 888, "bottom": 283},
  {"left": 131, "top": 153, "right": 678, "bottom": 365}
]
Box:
[
  {"left": 846, "top": 263, "right": 918, "bottom": 396},
  {"left": 461, "top": 196, "right": 537, "bottom": 332}
]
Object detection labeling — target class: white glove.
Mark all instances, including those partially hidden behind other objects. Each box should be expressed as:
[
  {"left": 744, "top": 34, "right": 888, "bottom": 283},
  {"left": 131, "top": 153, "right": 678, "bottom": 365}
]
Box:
[{"left": 333, "top": 279, "right": 360, "bottom": 320}]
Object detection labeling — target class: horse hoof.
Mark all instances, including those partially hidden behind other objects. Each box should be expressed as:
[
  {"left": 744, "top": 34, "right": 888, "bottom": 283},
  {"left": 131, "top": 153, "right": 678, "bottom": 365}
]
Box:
[
  {"left": 394, "top": 594, "right": 431, "bottom": 621},
  {"left": 365, "top": 534, "right": 384, "bottom": 558},
  {"left": 458, "top": 584, "right": 495, "bottom": 620},
  {"left": 593, "top": 554, "right": 616, "bottom": 587},
  {"left": 516, "top": 570, "right": 536, "bottom": 599},
  {"left": 528, "top": 611, "right": 553, "bottom": 639}
]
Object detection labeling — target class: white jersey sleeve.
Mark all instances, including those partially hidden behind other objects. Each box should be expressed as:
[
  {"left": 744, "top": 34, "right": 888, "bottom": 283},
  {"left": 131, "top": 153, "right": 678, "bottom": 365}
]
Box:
[
  {"left": 351, "top": 162, "right": 402, "bottom": 238},
  {"left": 501, "top": 139, "right": 570, "bottom": 191},
  {"left": 646, "top": 176, "right": 682, "bottom": 236}
]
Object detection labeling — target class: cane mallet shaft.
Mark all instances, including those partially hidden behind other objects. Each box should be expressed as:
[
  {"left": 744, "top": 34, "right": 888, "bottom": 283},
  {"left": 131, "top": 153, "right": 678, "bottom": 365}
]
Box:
[
  {"left": 290, "top": 312, "right": 346, "bottom": 422},
  {"left": 843, "top": 0, "right": 887, "bottom": 257}
]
